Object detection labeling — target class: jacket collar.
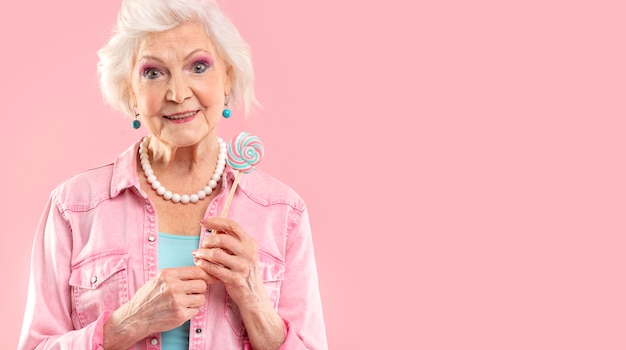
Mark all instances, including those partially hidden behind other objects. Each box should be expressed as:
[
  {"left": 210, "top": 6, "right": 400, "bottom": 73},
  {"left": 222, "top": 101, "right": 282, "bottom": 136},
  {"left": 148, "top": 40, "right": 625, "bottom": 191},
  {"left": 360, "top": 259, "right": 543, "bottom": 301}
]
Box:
[
  {"left": 110, "top": 139, "right": 142, "bottom": 198},
  {"left": 109, "top": 138, "right": 248, "bottom": 198}
]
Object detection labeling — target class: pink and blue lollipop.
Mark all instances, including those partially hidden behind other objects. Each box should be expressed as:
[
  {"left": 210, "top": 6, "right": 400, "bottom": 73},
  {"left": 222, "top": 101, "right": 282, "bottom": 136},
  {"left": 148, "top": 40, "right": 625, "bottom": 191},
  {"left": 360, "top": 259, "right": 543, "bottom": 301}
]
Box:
[{"left": 227, "top": 132, "right": 264, "bottom": 173}]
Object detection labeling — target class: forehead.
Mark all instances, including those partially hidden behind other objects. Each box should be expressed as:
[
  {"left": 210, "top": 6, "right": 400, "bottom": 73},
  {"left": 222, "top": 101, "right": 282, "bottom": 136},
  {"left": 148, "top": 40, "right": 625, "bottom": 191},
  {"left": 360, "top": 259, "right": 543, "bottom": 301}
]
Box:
[{"left": 136, "top": 22, "right": 218, "bottom": 58}]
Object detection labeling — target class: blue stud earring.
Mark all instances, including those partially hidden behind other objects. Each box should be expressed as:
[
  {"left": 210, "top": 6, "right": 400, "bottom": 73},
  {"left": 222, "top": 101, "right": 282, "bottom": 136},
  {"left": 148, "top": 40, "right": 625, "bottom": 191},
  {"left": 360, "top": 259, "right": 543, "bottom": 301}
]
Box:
[{"left": 132, "top": 112, "right": 141, "bottom": 129}]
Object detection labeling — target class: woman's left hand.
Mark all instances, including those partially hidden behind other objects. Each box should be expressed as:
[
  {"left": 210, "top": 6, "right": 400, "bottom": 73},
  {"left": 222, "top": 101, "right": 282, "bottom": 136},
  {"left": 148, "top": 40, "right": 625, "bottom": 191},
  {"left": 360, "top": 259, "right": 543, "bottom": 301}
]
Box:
[
  {"left": 195, "top": 217, "right": 285, "bottom": 349},
  {"left": 194, "top": 217, "right": 268, "bottom": 309}
]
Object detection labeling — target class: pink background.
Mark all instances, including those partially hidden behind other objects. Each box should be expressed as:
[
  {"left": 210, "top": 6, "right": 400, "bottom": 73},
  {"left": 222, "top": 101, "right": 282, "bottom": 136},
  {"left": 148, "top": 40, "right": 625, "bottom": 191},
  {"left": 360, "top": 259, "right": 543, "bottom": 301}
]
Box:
[{"left": 2, "top": 0, "right": 625, "bottom": 348}]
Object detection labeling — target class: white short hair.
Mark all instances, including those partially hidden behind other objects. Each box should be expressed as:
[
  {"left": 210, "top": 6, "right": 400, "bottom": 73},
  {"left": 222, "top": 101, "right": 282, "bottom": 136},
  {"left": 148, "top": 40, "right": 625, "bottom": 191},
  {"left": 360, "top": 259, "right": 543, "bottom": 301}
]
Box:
[{"left": 97, "top": 0, "right": 257, "bottom": 117}]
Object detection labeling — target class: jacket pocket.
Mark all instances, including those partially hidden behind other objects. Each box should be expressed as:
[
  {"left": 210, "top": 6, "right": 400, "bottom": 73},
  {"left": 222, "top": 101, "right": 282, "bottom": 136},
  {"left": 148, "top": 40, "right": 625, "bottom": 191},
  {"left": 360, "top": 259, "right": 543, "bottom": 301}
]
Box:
[
  {"left": 225, "top": 250, "right": 285, "bottom": 337},
  {"left": 69, "top": 251, "right": 129, "bottom": 328}
]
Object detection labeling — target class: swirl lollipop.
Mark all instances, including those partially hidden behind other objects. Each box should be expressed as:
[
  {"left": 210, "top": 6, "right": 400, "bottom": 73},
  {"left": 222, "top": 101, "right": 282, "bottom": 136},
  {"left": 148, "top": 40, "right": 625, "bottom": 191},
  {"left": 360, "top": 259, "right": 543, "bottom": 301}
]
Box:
[
  {"left": 220, "top": 132, "right": 264, "bottom": 217},
  {"left": 227, "top": 132, "right": 264, "bottom": 173}
]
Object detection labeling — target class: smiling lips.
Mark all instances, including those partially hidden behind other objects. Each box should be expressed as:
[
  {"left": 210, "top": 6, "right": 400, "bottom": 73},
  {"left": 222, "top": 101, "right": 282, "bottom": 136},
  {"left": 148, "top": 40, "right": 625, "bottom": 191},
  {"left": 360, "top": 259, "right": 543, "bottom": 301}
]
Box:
[{"left": 164, "top": 110, "right": 198, "bottom": 122}]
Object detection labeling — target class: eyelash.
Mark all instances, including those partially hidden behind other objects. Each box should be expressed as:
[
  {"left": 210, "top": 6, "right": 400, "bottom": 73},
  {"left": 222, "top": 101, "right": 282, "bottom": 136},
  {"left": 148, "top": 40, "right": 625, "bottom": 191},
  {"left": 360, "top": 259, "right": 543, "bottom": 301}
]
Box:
[
  {"left": 140, "top": 60, "right": 212, "bottom": 79},
  {"left": 192, "top": 60, "right": 212, "bottom": 73},
  {"left": 141, "top": 66, "right": 161, "bottom": 80}
]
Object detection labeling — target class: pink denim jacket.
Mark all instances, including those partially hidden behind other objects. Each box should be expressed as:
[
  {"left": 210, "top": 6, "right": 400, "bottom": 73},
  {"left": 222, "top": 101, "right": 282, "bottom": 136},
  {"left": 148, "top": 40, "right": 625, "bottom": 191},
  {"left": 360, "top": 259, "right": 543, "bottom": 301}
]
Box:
[{"left": 18, "top": 139, "right": 328, "bottom": 349}]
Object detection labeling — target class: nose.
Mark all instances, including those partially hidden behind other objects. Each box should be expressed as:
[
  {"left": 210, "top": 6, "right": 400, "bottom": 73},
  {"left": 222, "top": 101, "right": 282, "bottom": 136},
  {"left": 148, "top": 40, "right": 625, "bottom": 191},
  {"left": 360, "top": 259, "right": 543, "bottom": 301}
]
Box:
[{"left": 166, "top": 74, "right": 192, "bottom": 103}]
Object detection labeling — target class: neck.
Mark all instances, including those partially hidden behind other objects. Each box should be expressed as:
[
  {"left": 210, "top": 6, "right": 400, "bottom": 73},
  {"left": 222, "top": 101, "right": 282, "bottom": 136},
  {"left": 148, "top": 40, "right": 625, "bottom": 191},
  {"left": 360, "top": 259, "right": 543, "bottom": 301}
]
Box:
[
  {"left": 138, "top": 135, "right": 227, "bottom": 204},
  {"left": 147, "top": 134, "right": 219, "bottom": 173}
]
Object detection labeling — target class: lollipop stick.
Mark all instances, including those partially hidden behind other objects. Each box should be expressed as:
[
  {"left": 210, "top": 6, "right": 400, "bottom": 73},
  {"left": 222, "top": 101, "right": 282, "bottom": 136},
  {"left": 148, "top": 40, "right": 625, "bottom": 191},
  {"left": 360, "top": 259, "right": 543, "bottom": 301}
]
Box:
[
  {"left": 220, "top": 170, "right": 242, "bottom": 218},
  {"left": 219, "top": 131, "right": 264, "bottom": 219}
]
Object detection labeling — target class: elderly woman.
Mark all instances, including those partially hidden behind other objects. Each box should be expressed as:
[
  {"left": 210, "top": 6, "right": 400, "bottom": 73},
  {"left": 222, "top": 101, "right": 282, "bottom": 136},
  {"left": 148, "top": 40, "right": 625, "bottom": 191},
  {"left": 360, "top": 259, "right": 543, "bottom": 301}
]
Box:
[{"left": 18, "top": 0, "right": 327, "bottom": 349}]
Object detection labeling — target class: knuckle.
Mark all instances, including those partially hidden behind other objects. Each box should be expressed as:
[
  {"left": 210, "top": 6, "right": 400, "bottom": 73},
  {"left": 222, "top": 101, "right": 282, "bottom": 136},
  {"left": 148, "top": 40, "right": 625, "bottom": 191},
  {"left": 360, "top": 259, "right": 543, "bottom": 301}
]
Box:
[
  {"left": 227, "top": 221, "right": 238, "bottom": 232},
  {"left": 156, "top": 269, "right": 168, "bottom": 280},
  {"left": 174, "top": 308, "right": 188, "bottom": 322},
  {"left": 205, "top": 235, "right": 218, "bottom": 247},
  {"left": 157, "top": 268, "right": 176, "bottom": 281},
  {"left": 206, "top": 262, "right": 220, "bottom": 273},
  {"left": 161, "top": 283, "right": 175, "bottom": 296},
  {"left": 232, "top": 261, "right": 246, "bottom": 274},
  {"left": 215, "top": 248, "right": 228, "bottom": 259},
  {"left": 195, "top": 294, "right": 207, "bottom": 305},
  {"left": 196, "top": 259, "right": 210, "bottom": 270},
  {"left": 234, "top": 274, "right": 247, "bottom": 288},
  {"left": 187, "top": 308, "right": 200, "bottom": 318},
  {"left": 202, "top": 261, "right": 216, "bottom": 274}
]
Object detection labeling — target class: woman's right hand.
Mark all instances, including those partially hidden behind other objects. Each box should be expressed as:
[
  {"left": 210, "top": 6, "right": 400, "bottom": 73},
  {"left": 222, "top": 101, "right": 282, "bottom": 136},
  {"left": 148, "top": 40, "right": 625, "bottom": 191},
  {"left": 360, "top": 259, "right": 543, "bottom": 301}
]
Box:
[{"left": 103, "top": 266, "right": 213, "bottom": 350}]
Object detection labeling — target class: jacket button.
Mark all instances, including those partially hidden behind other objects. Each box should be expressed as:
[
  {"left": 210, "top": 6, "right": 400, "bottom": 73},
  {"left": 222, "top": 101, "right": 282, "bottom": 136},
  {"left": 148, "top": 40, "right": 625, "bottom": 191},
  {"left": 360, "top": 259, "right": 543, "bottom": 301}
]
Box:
[
  {"left": 91, "top": 276, "right": 97, "bottom": 284},
  {"left": 195, "top": 328, "right": 202, "bottom": 334},
  {"left": 148, "top": 236, "right": 155, "bottom": 242},
  {"left": 150, "top": 338, "right": 158, "bottom": 346}
]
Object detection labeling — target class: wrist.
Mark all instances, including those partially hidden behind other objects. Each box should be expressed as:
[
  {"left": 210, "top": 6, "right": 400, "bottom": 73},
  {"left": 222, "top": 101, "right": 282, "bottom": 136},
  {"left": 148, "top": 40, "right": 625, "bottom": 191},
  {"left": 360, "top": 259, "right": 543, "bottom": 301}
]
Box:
[
  {"left": 103, "top": 308, "right": 148, "bottom": 350},
  {"left": 239, "top": 302, "right": 285, "bottom": 349}
]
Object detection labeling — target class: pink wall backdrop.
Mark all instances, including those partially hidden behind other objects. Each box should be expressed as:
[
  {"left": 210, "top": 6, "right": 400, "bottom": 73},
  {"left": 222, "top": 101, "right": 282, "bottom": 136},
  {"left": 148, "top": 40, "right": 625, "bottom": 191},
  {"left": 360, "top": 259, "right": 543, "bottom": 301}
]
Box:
[{"left": 2, "top": 0, "right": 625, "bottom": 348}]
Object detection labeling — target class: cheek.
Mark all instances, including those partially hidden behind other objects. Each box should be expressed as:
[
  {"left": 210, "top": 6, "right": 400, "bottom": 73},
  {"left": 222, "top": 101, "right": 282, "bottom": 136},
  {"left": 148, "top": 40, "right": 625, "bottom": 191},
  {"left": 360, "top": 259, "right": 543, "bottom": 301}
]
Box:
[
  {"left": 135, "top": 86, "right": 165, "bottom": 115},
  {"left": 194, "top": 83, "right": 224, "bottom": 109},
  {"left": 196, "top": 87, "right": 218, "bottom": 108}
]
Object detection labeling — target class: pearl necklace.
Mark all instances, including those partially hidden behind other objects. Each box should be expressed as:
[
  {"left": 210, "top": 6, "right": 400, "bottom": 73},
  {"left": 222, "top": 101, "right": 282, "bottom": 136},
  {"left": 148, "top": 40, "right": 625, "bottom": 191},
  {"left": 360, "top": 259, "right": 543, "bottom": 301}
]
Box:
[{"left": 139, "top": 136, "right": 227, "bottom": 204}]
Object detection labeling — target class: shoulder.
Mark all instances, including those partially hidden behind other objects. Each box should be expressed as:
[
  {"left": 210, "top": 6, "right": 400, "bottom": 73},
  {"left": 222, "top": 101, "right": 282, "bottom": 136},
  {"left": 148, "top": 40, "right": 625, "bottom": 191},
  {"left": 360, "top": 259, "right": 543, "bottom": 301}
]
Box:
[
  {"left": 239, "top": 169, "right": 306, "bottom": 212},
  {"left": 51, "top": 163, "right": 116, "bottom": 211},
  {"left": 51, "top": 140, "right": 140, "bottom": 211}
]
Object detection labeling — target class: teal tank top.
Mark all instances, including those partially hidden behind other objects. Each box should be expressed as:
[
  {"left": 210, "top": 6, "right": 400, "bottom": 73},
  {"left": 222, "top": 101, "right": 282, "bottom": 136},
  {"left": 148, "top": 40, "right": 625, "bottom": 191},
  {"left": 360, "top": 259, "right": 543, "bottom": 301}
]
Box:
[{"left": 158, "top": 233, "right": 201, "bottom": 350}]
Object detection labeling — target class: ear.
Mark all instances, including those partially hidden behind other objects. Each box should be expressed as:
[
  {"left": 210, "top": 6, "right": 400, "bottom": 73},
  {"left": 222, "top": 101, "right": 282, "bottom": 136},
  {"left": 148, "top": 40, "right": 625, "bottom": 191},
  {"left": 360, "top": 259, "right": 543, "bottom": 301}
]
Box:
[
  {"left": 129, "top": 100, "right": 137, "bottom": 115},
  {"left": 127, "top": 75, "right": 138, "bottom": 103},
  {"left": 224, "top": 64, "right": 233, "bottom": 96},
  {"left": 128, "top": 85, "right": 138, "bottom": 111}
]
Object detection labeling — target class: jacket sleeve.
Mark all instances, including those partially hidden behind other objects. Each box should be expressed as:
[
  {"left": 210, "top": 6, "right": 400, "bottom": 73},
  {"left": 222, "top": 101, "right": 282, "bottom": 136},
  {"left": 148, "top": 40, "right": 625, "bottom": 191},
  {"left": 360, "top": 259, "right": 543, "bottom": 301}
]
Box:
[
  {"left": 18, "top": 192, "right": 110, "bottom": 350},
  {"left": 277, "top": 207, "right": 328, "bottom": 349}
]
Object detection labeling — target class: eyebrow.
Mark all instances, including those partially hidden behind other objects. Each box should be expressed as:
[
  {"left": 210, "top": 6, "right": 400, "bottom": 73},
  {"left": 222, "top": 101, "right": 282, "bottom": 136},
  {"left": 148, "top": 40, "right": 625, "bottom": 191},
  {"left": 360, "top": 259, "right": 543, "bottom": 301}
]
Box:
[{"left": 137, "top": 49, "right": 213, "bottom": 63}]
